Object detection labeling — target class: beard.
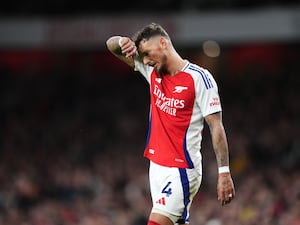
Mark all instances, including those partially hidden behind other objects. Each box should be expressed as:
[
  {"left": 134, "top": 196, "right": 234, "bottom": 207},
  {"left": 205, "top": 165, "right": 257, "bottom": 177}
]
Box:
[
  {"left": 155, "top": 55, "right": 168, "bottom": 75},
  {"left": 157, "top": 65, "right": 168, "bottom": 75}
]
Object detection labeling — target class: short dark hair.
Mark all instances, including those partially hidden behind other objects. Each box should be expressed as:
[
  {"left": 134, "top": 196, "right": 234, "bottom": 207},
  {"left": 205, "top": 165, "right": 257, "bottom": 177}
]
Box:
[{"left": 133, "top": 23, "right": 170, "bottom": 47}]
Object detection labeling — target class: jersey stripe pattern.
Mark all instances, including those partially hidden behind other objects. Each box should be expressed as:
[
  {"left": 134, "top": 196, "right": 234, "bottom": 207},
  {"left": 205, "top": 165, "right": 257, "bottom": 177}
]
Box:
[{"left": 134, "top": 60, "right": 222, "bottom": 170}]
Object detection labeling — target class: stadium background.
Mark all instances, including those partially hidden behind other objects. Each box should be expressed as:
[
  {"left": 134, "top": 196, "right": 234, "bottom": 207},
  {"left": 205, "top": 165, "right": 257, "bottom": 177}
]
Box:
[{"left": 0, "top": 1, "right": 300, "bottom": 224}]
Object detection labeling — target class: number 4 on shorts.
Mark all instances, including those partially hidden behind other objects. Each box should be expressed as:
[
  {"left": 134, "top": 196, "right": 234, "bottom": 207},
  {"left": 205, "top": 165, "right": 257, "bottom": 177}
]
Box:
[{"left": 162, "top": 181, "right": 172, "bottom": 197}]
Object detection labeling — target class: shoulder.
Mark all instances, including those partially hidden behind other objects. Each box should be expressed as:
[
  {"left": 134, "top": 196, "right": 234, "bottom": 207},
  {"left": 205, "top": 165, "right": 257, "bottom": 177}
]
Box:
[
  {"left": 184, "top": 62, "right": 208, "bottom": 78},
  {"left": 183, "top": 63, "right": 211, "bottom": 83}
]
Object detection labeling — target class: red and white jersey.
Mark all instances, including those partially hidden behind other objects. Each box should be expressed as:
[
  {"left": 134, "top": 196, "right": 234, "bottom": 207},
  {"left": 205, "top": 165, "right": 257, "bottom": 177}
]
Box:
[{"left": 134, "top": 60, "right": 222, "bottom": 171}]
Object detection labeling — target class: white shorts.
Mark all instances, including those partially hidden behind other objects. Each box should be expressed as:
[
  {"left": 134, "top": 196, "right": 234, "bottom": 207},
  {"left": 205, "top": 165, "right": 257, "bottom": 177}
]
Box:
[{"left": 149, "top": 161, "right": 202, "bottom": 224}]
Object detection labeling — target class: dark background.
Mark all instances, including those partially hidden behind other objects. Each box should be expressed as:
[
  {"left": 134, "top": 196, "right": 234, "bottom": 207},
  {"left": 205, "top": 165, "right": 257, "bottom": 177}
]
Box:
[
  {"left": 0, "top": 1, "right": 300, "bottom": 224},
  {"left": 1, "top": 0, "right": 299, "bottom": 15}
]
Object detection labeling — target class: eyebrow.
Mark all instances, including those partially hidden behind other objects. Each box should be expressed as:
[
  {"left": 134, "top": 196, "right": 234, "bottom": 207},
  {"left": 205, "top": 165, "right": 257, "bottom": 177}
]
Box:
[
  {"left": 138, "top": 40, "right": 150, "bottom": 55},
  {"left": 138, "top": 49, "right": 148, "bottom": 58}
]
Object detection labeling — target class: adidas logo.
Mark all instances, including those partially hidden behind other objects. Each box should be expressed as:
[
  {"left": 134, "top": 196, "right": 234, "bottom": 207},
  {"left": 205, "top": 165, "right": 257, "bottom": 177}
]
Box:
[{"left": 155, "top": 197, "right": 166, "bottom": 205}]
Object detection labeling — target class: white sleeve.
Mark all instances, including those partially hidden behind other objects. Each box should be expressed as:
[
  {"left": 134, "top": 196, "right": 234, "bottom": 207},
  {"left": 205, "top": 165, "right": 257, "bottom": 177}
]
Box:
[
  {"left": 195, "top": 69, "right": 222, "bottom": 117},
  {"left": 134, "top": 57, "right": 153, "bottom": 83}
]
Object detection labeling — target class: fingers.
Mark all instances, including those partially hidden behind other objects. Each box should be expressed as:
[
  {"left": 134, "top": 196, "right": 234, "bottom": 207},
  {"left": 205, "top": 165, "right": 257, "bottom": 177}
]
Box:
[
  {"left": 119, "top": 37, "right": 137, "bottom": 58},
  {"left": 218, "top": 193, "right": 229, "bottom": 206},
  {"left": 217, "top": 174, "right": 235, "bottom": 206},
  {"left": 218, "top": 190, "right": 234, "bottom": 206},
  {"left": 125, "top": 45, "right": 137, "bottom": 58},
  {"left": 224, "top": 192, "right": 234, "bottom": 205}
]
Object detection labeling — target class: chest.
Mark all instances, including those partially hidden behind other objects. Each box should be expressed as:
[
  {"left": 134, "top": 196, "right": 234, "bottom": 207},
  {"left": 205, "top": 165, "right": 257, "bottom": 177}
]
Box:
[{"left": 150, "top": 73, "right": 196, "bottom": 111}]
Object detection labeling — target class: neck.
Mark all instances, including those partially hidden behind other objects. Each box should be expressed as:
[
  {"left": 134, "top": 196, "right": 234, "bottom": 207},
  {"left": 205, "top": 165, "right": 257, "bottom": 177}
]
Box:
[
  {"left": 162, "top": 48, "right": 186, "bottom": 76},
  {"left": 168, "top": 57, "right": 187, "bottom": 75}
]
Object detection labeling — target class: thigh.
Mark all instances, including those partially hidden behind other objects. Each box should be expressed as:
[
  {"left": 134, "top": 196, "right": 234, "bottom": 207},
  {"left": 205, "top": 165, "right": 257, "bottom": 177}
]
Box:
[{"left": 149, "top": 161, "right": 201, "bottom": 224}]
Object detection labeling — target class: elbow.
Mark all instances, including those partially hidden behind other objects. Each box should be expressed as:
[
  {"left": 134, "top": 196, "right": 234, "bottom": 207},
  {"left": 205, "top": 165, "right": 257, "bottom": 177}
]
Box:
[{"left": 106, "top": 37, "right": 113, "bottom": 50}]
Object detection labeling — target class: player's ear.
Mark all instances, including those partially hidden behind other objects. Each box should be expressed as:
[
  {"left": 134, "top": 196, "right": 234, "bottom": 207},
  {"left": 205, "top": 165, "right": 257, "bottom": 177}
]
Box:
[{"left": 159, "top": 37, "right": 167, "bottom": 48}]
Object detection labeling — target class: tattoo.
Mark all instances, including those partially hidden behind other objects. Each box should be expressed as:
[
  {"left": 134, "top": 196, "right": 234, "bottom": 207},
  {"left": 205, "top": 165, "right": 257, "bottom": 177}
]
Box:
[
  {"left": 207, "top": 113, "right": 229, "bottom": 168},
  {"left": 106, "top": 36, "right": 135, "bottom": 68},
  {"left": 106, "top": 36, "right": 122, "bottom": 55}
]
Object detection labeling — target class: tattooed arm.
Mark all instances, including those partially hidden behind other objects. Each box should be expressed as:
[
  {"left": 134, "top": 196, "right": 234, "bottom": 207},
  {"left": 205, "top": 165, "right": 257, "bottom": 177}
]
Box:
[
  {"left": 106, "top": 36, "right": 137, "bottom": 68},
  {"left": 205, "top": 112, "right": 235, "bottom": 206}
]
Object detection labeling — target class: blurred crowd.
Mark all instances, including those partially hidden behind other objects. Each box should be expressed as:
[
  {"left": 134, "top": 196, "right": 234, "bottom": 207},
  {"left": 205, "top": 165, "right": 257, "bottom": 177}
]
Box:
[
  {"left": 0, "top": 43, "right": 299, "bottom": 225},
  {"left": 1, "top": 0, "right": 300, "bottom": 16}
]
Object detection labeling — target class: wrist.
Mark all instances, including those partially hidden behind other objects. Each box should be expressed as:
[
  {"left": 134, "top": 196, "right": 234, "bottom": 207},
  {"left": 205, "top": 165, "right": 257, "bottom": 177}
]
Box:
[{"left": 218, "top": 166, "right": 230, "bottom": 174}]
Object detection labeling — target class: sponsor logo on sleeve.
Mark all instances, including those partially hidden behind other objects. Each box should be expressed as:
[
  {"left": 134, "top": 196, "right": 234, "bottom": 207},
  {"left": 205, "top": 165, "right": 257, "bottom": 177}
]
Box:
[{"left": 209, "top": 97, "right": 220, "bottom": 107}]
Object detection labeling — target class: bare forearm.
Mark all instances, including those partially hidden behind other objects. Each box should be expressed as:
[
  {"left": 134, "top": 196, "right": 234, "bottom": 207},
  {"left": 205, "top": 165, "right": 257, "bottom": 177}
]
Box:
[
  {"left": 205, "top": 112, "right": 230, "bottom": 168},
  {"left": 205, "top": 112, "right": 235, "bottom": 205},
  {"left": 211, "top": 123, "right": 229, "bottom": 168}
]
